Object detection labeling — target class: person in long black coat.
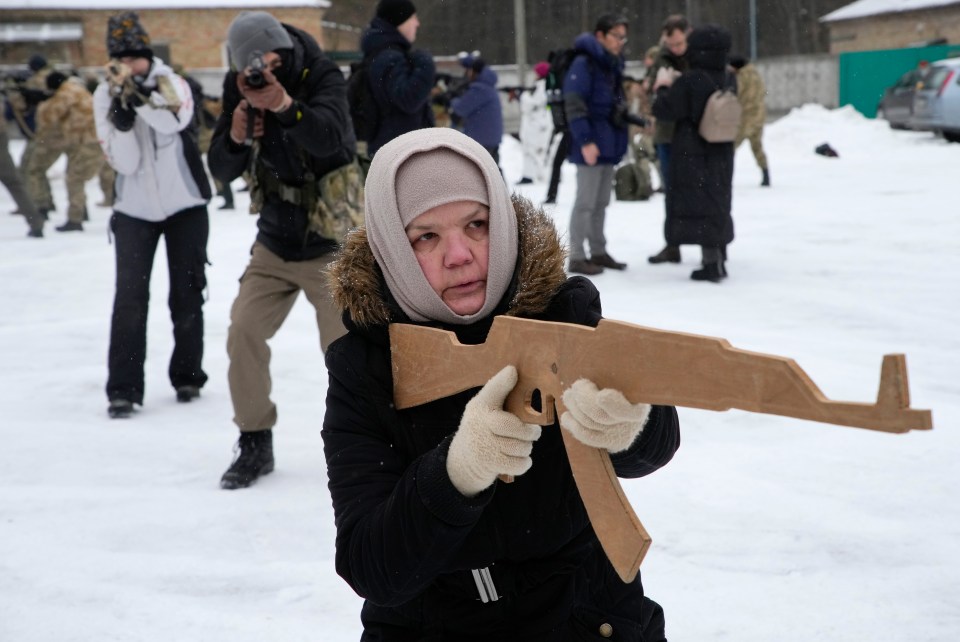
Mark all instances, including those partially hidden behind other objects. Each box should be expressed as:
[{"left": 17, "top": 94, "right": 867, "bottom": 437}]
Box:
[
  {"left": 652, "top": 24, "right": 735, "bottom": 282},
  {"left": 322, "top": 127, "right": 681, "bottom": 641}
]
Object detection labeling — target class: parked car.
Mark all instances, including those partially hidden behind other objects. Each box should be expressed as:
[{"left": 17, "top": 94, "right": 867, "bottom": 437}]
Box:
[
  {"left": 910, "top": 57, "right": 960, "bottom": 142},
  {"left": 877, "top": 67, "right": 926, "bottom": 129}
]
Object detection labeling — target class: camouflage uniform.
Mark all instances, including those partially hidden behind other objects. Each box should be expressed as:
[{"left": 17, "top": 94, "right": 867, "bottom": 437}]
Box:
[
  {"left": 733, "top": 62, "right": 768, "bottom": 172},
  {"left": 0, "top": 103, "right": 44, "bottom": 235},
  {"left": 31, "top": 77, "right": 103, "bottom": 225},
  {"left": 10, "top": 63, "right": 55, "bottom": 211}
]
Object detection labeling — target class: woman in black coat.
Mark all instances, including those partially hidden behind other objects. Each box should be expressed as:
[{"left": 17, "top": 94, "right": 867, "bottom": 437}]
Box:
[
  {"left": 322, "top": 127, "right": 680, "bottom": 641},
  {"left": 652, "top": 24, "right": 735, "bottom": 282}
]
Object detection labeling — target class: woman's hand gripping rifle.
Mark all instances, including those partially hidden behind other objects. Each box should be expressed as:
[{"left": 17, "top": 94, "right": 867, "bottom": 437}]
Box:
[{"left": 390, "top": 316, "right": 932, "bottom": 583}]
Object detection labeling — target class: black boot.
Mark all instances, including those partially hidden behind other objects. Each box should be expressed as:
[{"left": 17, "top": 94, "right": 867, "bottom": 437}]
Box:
[
  {"left": 176, "top": 385, "right": 201, "bottom": 402},
  {"left": 221, "top": 430, "right": 275, "bottom": 490},
  {"left": 647, "top": 245, "right": 681, "bottom": 264},
  {"left": 691, "top": 262, "right": 727, "bottom": 283},
  {"left": 108, "top": 399, "right": 134, "bottom": 419},
  {"left": 761, "top": 169, "right": 770, "bottom": 187},
  {"left": 56, "top": 221, "right": 83, "bottom": 232}
]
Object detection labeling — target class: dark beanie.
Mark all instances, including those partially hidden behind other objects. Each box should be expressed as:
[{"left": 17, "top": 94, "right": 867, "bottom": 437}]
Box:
[
  {"left": 28, "top": 55, "right": 47, "bottom": 72},
  {"left": 376, "top": 0, "right": 416, "bottom": 27},
  {"left": 46, "top": 71, "right": 68, "bottom": 92},
  {"left": 106, "top": 12, "right": 153, "bottom": 59}
]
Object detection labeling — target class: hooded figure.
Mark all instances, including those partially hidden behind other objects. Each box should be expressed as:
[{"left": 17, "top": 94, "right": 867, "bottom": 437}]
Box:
[
  {"left": 652, "top": 24, "right": 736, "bottom": 282},
  {"left": 322, "top": 128, "right": 680, "bottom": 640}
]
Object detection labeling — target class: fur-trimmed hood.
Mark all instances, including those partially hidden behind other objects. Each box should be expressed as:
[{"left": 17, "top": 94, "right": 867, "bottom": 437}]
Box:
[{"left": 329, "top": 194, "right": 568, "bottom": 329}]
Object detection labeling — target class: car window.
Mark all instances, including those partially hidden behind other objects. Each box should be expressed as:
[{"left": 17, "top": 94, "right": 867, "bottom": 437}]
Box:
[{"left": 925, "top": 67, "right": 951, "bottom": 88}]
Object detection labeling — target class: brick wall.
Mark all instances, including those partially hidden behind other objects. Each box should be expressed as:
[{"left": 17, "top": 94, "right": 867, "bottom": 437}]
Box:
[
  {"left": 0, "top": 7, "right": 326, "bottom": 69},
  {"left": 828, "top": 6, "right": 960, "bottom": 53}
]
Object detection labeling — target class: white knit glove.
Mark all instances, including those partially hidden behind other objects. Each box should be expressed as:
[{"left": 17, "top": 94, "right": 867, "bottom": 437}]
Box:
[
  {"left": 447, "top": 366, "right": 542, "bottom": 497},
  {"left": 560, "top": 379, "right": 652, "bottom": 453}
]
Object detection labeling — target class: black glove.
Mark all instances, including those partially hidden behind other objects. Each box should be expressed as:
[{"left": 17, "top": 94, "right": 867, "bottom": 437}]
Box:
[
  {"left": 109, "top": 97, "right": 137, "bottom": 132},
  {"left": 127, "top": 85, "right": 147, "bottom": 108},
  {"left": 611, "top": 102, "right": 647, "bottom": 129},
  {"left": 20, "top": 87, "right": 50, "bottom": 106}
]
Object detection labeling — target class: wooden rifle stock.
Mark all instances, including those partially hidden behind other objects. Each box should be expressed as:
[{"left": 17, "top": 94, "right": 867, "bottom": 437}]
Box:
[{"left": 390, "top": 317, "right": 932, "bottom": 582}]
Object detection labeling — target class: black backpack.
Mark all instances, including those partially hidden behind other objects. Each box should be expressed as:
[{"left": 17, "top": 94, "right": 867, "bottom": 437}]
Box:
[
  {"left": 545, "top": 48, "right": 581, "bottom": 132},
  {"left": 347, "top": 57, "right": 379, "bottom": 144}
]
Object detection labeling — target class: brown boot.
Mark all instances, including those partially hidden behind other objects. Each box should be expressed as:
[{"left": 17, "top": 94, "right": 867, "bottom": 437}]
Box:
[
  {"left": 590, "top": 253, "right": 627, "bottom": 270},
  {"left": 647, "top": 245, "right": 681, "bottom": 264},
  {"left": 568, "top": 259, "right": 604, "bottom": 275}
]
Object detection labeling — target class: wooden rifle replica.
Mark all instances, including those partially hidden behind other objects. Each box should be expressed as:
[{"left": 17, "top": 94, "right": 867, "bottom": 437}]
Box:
[{"left": 390, "top": 317, "right": 933, "bottom": 583}]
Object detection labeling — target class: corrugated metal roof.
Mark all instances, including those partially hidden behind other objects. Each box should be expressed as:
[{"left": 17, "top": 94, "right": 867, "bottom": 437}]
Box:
[{"left": 822, "top": 0, "right": 960, "bottom": 22}]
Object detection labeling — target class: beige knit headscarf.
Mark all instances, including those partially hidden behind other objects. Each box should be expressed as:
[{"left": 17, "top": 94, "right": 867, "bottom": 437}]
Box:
[{"left": 365, "top": 128, "right": 517, "bottom": 325}]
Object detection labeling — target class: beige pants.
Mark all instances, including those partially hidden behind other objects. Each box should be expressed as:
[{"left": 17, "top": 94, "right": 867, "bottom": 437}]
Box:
[
  {"left": 734, "top": 127, "right": 768, "bottom": 171},
  {"left": 27, "top": 141, "right": 102, "bottom": 221},
  {"left": 227, "top": 242, "right": 347, "bottom": 432}
]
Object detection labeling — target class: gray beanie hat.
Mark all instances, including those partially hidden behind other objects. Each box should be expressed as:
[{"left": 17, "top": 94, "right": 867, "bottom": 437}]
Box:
[
  {"left": 365, "top": 128, "right": 517, "bottom": 326},
  {"left": 395, "top": 149, "right": 488, "bottom": 227},
  {"left": 227, "top": 11, "right": 293, "bottom": 71}
]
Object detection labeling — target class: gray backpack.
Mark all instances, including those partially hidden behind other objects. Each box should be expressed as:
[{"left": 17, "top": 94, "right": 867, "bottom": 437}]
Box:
[{"left": 699, "top": 77, "right": 741, "bottom": 143}]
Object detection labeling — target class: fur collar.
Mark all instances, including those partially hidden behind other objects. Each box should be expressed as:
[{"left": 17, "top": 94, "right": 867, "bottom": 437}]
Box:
[{"left": 329, "top": 194, "right": 568, "bottom": 328}]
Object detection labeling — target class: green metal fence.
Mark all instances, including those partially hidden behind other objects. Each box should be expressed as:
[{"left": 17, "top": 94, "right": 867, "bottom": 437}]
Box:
[{"left": 839, "top": 44, "right": 960, "bottom": 117}]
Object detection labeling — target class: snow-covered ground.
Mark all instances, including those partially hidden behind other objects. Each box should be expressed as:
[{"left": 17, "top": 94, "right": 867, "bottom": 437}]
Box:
[{"left": 1, "top": 105, "right": 957, "bottom": 641}]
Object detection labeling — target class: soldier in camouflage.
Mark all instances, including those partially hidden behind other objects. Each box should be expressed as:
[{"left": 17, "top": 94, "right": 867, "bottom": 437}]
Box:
[
  {"left": 8, "top": 55, "right": 57, "bottom": 215},
  {"left": 29, "top": 72, "right": 104, "bottom": 232},
  {"left": 730, "top": 55, "right": 770, "bottom": 187}
]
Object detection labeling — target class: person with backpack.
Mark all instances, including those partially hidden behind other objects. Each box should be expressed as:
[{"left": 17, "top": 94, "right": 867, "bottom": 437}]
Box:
[
  {"left": 323, "top": 126, "right": 679, "bottom": 641},
  {"left": 563, "top": 13, "right": 633, "bottom": 276},
  {"left": 93, "top": 12, "right": 211, "bottom": 418},
  {"left": 651, "top": 24, "right": 736, "bottom": 283},
  {"left": 354, "top": 0, "right": 435, "bottom": 159},
  {"left": 208, "top": 10, "right": 358, "bottom": 489}
]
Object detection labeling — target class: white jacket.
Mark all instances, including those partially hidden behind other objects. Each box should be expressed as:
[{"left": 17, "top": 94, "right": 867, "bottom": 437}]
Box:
[
  {"left": 94, "top": 58, "right": 207, "bottom": 222},
  {"left": 518, "top": 79, "right": 553, "bottom": 182}
]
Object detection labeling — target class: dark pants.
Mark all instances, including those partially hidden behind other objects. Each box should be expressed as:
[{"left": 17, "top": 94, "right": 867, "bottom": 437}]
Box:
[
  {"left": 107, "top": 207, "right": 209, "bottom": 404},
  {"left": 546, "top": 130, "right": 572, "bottom": 202},
  {"left": 483, "top": 145, "right": 502, "bottom": 176},
  {"left": 655, "top": 143, "right": 677, "bottom": 251},
  {"left": 655, "top": 143, "right": 672, "bottom": 197}
]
